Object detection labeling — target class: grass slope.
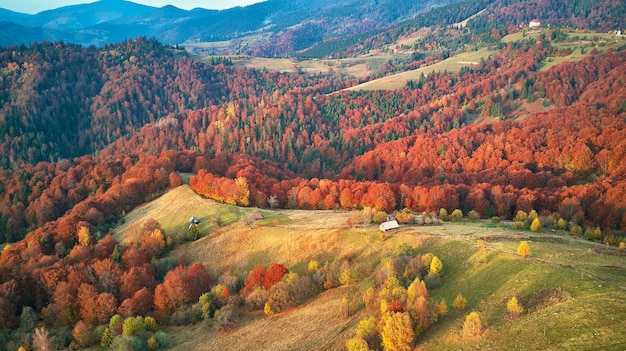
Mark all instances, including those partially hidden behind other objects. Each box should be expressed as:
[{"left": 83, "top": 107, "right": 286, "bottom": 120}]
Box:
[
  {"left": 344, "top": 48, "right": 494, "bottom": 91},
  {"left": 117, "top": 187, "right": 626, "bottom": 350}
]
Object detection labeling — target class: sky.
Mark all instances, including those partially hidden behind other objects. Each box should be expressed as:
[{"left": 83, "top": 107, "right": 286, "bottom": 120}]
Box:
[{"left": 0, "top": 0, "right": 265, "bottom": 14}]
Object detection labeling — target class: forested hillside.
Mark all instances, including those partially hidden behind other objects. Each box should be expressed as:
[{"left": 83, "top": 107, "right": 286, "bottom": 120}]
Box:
[{"left": 0, "top": 0, "right": 626, "bottom": 349}]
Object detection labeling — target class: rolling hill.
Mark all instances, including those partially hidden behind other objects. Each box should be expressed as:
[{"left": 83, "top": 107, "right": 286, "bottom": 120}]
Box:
[
  {"left": 116, "top": 185, "right": 626, "bottom": 350},
  {"left": 0, "top": 0, "right": 459, "bottom": 50}
]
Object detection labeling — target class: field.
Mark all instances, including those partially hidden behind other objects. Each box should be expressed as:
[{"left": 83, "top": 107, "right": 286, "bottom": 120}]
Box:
[
  {"left": 117, "top": 186, "right": 626, "bottom": 351},
  {"left": 344, "top": 48, "right": 494, "bottom": 91},
  {"left": 502, "top": 29, "right": 626, "bottom": 71}
]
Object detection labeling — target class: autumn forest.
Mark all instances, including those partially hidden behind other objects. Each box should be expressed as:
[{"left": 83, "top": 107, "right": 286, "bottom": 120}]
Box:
[{"left": 1, "top": 0, "right": 626, "bottom": 349}]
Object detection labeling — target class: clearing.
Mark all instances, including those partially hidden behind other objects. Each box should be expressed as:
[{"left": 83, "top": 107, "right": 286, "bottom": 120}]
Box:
[{"left": 344, "top": 48, "right": 494, "bottom": 91}]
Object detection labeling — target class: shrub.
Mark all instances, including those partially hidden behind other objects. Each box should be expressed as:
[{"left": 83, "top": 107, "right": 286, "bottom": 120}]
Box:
[
  {"left": 346, "top": 337, "right": 369, "bottom": 351},
  {"left": 245, "top": 287, "right": 269, "bottom": 310},
  {"left": 122, "top": 316, "right": 144, "bottom": 337},
  {"left": 340, "top": 268, "right": 356, "bottom": 285},
  {"left": 557, "top": 218, "right": 568, "bottom": 230},
  {"left": 468, "top": 210, "right": 480, "bottom": 222},
  {"left": 583, "top": 227, "right": 602, "bottom": 241},
  {"left": 373, "top": 211, "right": 389, "bottom": 223},
  {"left": 101, "top": 327, "right": 113, "bottom": 349},
  {"left": 436, "top": 299, "right": 448, "bottom": 316},
  {"left": 530, "top": 218, "right": 541, "bottom": 232},
  {"left": 152, "top": 331, "right": 171, "bottom": 348},
  {"left": 144, "top": 317, "right": 158, "bottom": 332},
  {"left": 109, "top": 335, "right": 147, "bottom": 351},
  {"left": 490, "top": 216, "right": 501, "bottom": 224},
  {"left": 462, "top": 311, "right": 486, "bottom": 338},
  {"left": 515, "top": 210, "right": 528, "bottom": 222},
  {"left": 307, "top": 260, "right": 319, "bottom": 272},
  {"left": 517, "top": 241, "right": 531, "bottom": 257},
  {"left": 169, "top": 304, "right": 200, "bottom": 326},
  {"left": 619, "top": 242, "right": 626, "bottom": 250},
  {"left": 214, "top": 304, "right": 238, "bottom": 330},
  {"left": 147, "top": 336, "right": 159, "bottom": 349},
  {"left": 439, "top": 208, "right": 449, "bottom": 220},
  {"left": 450, "top": 209, "right": 463, "bottom": 221},
  {"left": 506, "top": 296, "right": 524, "bottom": 317},
  {"left": 453, "top": 294, "right": 468, "bottom": 311},
  {"left": 570, "top": 225, "right": 583, "bottom": 236}
]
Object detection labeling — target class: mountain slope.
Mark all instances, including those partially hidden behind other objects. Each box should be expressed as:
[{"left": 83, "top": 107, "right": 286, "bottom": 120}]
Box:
[{"left": 0, "top": 0, "right": 458, "bottom": 49}]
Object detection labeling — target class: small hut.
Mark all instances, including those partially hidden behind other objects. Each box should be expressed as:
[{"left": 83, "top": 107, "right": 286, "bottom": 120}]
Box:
[{"left": 379, "top": 220, "right": 399, "bottom": 232}]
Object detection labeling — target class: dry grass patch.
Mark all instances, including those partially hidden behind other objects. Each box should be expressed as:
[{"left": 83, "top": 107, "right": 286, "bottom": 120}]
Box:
[{"left": 170, "top": 286, "right": 363, "bottom": 351}]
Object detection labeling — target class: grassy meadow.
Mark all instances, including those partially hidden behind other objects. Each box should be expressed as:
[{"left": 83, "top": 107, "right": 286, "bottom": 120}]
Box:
[{"left": 115, "top": 186, "right": 626, "bottom": 350}]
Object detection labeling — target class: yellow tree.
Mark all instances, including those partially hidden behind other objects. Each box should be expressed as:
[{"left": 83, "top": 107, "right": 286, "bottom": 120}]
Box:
[
  {"left": 77, "top": 226, "right": 92, "bottom": 247},
  {"left": 429, "top": 256, "right": 443, "bottom": 276},
  {"left": 530, "top": 218, "right": 541, "bottom": 232},
  {"left": 453, "top": 294, "right": 468, "bottom": 311},
  {"left": 381, "top": 312, "right": 415, "bottom": 351},
  {"left": 462, "top": 311, "right": 486, "bottom": 338},
  {"left": 517, "top": 241, "right": 531, "bottom": 257},
  {"left": 506, "top": 296, "right": 524, "bottom": 317}
]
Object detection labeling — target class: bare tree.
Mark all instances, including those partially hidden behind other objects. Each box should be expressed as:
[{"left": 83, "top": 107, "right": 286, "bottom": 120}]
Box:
[{"left": 33, "top": 327, "right": 55, "bottom": 351}]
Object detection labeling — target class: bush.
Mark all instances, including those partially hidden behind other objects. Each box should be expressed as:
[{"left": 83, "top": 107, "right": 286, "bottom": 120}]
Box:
[
  {"left": 557, "top": 218, "right": 568, "bottom": 230},
  {"left": 506, "top": 296, "right": 524, "bottom": 317},
  {"left": 169, "top": 304, "right": 200, "bottom": 326},
  {"left": 152, "top": 331, "right": 171, "bottom": 349},
  {"left": 530, "top": 218, "right": 541, "bottom": 232},
  {"left": 450, "top": 209, "right": 463, "bottom": 221},
  {"left": 462, "top": 311, "right": 486, "bottom": 338},
  {"left": 307, "top": 260, "right": 319, "bottom": 272},
  {"left": 570, "top": 225, "right": 583, "bottom": 236},
  {"left": 214, "top": 304, "right": 239, "bottom": 330},
  {"left": 468, "top": 210, "right": 480, "bottom": 222},
  {"left": 583, "top": 227, "right": 602, "bottom": 241},
  {"left": 491, "top": 216, "right": 501, "bottom": 224},
  {"left": 346, "top": 337, "right": 369, "bottom": 351},
  {"left": 109, "top": 335, "right": 147, "bottom": 351},
  {"left": 517, "top": 241, "right": 531, "bottom": 257},
  {"left": 244, "top": 287, "right": 269, "bottom": 310},
  {"left": 515, "top": 210, "right": 528, "bottom": 222},
  {"left": 373, "top": 211, "right": 389, "bottom": 223},
  {"left": 423, "top": 272, "right": 441, "bottom": 290},
  {"left": 122, "top": 316, "right": 144, "bottom": 337},
  {"left": 439, "top": 208, "right": 449, "bottom": 220},
  {"left": 453, "top": 294, "right": 468, "bottom": 310}
]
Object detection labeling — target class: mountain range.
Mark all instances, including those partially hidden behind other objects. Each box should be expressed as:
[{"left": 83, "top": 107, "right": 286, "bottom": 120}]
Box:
[{"left": 0, "top": 0, "right": 455, "bottom": 50}]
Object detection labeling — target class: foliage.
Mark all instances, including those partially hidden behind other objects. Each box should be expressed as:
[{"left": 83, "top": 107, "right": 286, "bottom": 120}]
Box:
[
  {"left": 517, "top": 241, "right": 531, "bottom": 257},
  {"left": 453, "top": 294, "right": 468, "bottom": 311},
  {"left": 380, "top": 312, "right": 415, "bottom": 351},
  {"left": 506, "top": 296, "right": 524, "bottom": 317},
  {"left": 450, "top": 209, "right": 463, "bottom": 221},
  {"left": 530, "top": 218, "right": 541, "bottom": 232},
  {"left": 462, "top": 311, "right": 486, "bottom": 338},
  {"left": 429, "top": 256, "right": 443, "bottom": 276}
]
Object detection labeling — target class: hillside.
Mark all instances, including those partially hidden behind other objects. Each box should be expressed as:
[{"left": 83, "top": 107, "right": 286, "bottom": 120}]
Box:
[
  {"left": 116, "top": 185, "right": 626, "bottom": 350},
  {"left": 1, "top": 1, "right": 626, "bottom": 350},
  {"left": 0, "top": 0, "right": 459, "bottom": 50}
]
